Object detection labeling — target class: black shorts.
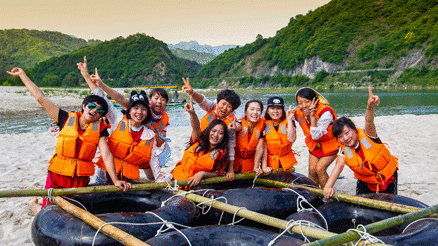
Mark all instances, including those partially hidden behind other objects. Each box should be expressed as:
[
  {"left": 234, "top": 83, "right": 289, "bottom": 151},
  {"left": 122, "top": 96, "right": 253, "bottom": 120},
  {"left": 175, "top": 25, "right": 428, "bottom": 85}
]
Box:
[{"left": 356, "top": 171, "right": 398, "bottom": 195}]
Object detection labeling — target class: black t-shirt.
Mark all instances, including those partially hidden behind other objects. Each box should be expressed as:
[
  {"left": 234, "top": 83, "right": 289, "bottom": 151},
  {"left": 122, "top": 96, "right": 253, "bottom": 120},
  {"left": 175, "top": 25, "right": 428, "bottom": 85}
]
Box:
[{"left": 57, "top": 109, "right": 109, "bottom": 137}]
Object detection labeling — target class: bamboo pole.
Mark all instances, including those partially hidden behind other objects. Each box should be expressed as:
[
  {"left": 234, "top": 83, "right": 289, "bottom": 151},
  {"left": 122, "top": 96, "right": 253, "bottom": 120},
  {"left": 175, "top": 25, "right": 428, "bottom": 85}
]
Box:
[
  {"left": 255, "top": 178, "right": 431, "bottom": 215},
  {"left": 304, "top": 202, "right": 438, "bottom": 246},
  {"left": 52, "top": 196, "right": 150, "bottom": 246},
  {"left": 0, "top": 168, "right": 286, "bottom": 198},
  {"left": 172, "top": 190, "right": 388, "bottom": 246}
]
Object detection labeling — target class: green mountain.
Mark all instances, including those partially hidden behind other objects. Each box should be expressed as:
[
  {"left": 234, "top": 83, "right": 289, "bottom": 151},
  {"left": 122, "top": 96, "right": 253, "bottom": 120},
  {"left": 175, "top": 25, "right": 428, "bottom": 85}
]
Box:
[
  {"left": 0, "top": 29, "right": 100, "bottom": 69},
  {"left": 170, "top": 48, "right": 215, "bottom": 64},
  {"left": 195, "top": 0, "right": 438, "bottom": 88},
  {"left": 30, "top": 33, "right": 201, "bottom": 87}
]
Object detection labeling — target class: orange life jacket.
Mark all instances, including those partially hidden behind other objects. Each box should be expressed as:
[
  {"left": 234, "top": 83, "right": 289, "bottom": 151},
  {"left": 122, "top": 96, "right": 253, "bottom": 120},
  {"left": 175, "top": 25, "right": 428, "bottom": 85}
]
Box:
[
  {"left": 95, "top": 116, "right": 154, "bottom": 180},
  {"left": 295, "top": 103, "right": 339, "bottom": 154},
  {"left": 48, "top": 112, "right": 101, "bottom": 177},
  {"left": 264, "top": 119, "right": 297, "bottom": 170},
  {"left": 153, "top": 111, "right": 169, "bottom": 133},
  {"left": 172, "top": 142, "right": 224, "bottom": 181},
  {"left": 341, "top": 128, "right": 398, "bottom": 184},
  {"left": 200, "top": 107, "right": 236, "bottom": 131},
  {"left": 234, "top": 117, "right": 265, "bottom": 173}
]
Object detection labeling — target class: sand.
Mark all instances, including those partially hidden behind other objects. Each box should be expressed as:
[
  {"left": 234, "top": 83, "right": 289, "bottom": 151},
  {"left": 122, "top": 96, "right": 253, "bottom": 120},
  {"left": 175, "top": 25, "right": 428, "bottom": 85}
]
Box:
[{"left": 0, "top": 86, "right": 437, "bottom": 245}]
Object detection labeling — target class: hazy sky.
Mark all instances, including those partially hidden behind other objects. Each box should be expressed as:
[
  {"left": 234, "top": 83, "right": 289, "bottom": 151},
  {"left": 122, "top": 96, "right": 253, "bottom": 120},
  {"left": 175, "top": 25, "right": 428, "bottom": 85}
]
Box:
[{"left": 1, "top": 0, "right": 330, "bottom": 46}]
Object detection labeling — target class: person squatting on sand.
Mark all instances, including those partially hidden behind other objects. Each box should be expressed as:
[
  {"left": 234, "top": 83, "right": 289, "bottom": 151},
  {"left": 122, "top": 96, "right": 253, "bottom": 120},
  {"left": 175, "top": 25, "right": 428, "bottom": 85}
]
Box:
[
  {"left": 77, "top": 60, "right": 170, "bottom": 183},
  {"left": 181, "top": 77, "right": 240, "bottom": 181},
  {"left": 294, "top": 87, "right": 339, "bottom": 189},
  {"left": 259, "top": 96, "right": 298, "bottom": 174},
  {"left": 171, "top": 97, "right": 229, "bottom": 187},
  {"left": 233, "top": 100, "right": 266, "bottom": 175},
  {"left": 323, "top": 87, "right": 398, "bottom": 199},
  {"left": 7, "top": 67, "right": 131, "bottom": 215}
]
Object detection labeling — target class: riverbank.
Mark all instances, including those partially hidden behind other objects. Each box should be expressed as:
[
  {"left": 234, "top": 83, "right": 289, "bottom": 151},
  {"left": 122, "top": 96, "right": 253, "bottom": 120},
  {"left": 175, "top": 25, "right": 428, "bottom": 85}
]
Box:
[{"left": 1, "top": 113, "right": 438, "bottom": 245}]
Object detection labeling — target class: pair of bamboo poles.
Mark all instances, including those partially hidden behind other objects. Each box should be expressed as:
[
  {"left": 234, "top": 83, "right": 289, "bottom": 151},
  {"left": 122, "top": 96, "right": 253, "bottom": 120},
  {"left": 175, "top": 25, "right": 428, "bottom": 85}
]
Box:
[{"left": 1, "top": 169, "right": 437, "bottom": 246}]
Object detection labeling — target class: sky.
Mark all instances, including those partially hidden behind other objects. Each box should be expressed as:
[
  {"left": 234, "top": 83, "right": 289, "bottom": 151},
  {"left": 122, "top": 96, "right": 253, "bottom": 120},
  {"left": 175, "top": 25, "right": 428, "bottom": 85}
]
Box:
[{"left": 1, "top": 0, "right": 331, "bottom": 46}]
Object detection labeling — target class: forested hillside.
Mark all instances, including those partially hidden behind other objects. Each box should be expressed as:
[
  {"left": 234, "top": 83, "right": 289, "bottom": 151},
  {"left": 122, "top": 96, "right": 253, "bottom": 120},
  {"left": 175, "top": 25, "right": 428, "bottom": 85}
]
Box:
[
  {"left": 26, "top": 34, "right": 201, "bottom": 87},
  {"left": 194, "top": 0, "right": 438, "bottom": 88},
  {"left": 170, "top": 48, "right": 215, "bottom": 64},
  {"left": 0, "top": 29, "right": 100, "bottom": 69}
]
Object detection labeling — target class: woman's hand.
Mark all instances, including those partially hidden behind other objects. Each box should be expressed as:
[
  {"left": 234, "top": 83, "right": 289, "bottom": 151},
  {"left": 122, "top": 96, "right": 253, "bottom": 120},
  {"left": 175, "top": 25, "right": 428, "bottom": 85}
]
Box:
[
  {"left": 367, "top": 86, "right": 380, "bottom": 109},
  {"left": 184, "top": 96, "right": 195, "bottom": 113},
  {"left": 76, "top": 56, "right": 88, "bottom": 75},
  {"left": 6, "top": 67, "right": 25, "bottom": 77},
  {"left": 228, "top": 117, "right": 241, "bottom": 132},
  {"left": 114, "top": 180, "right": 131, "bottom": 192},
  {"left": 262, "top": 166, "right": 272, "bottom": 174},
  {"left": 226, "top": 171, "right": 235, "bottom": 181},
  {"left": 182, "top": 77, "right": 194, "bottom": 96},
  {"left": 309, "top": 98, "right": 319, "bottom": 117},
  {"left": 188, "top": 171, "right": 204, "bottom": 187},
  {"left": 286, "top": 105, "right": 297, "bottom": 121},
  {"left": 253, "top": 167, "right": 263, "bottom": 176},
  {"left": 323, "top": 187, "right": 335, "bottom": 199},
  {"left": 90, "top": 68, "right": 105, "bottom": 87}
]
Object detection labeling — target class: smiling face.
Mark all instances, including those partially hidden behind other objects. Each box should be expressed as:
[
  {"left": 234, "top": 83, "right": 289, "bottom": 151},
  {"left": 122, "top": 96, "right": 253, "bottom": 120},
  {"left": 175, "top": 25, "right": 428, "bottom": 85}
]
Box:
[
  {"left": 209, "top": 123, "right": 225, "bottom": 148},
  {"left": 149, "top": 92, "right": 167, "bottom": 114},
  {"left": 245, "top": 102, "right": 262, "bottom": 123},
  {"left": 296, "top": 96, "right": 313, "bottom": 116},
  {"left": 337, "top": 125, "right": 359, "bottom": 147},
  {"left": 266, "top": 105, "right": 283, "bottom": 121},
  {"left": 82, "top": 102, "right": 104, "bottom": 122},
  {"left": 128, "top": 102, "right": 148, "bottom": 125},
  {"left": 216, "top": 99, "right": 233, "bottom": 119}
]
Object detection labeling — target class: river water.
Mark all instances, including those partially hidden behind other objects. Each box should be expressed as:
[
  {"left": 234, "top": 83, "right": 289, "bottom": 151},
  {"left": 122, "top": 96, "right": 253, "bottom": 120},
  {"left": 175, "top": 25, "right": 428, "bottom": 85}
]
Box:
[{"left": 2, "top": 89, "right": 438, "bottom": 134}]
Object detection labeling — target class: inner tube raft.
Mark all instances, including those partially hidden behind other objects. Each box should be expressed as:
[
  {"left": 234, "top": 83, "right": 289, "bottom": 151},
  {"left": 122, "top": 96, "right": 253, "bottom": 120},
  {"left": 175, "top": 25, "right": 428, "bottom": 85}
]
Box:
[
  {"left": 194, "top": 187, "right": 323, "bottom": 228},
  {"left": 286, "top": 193, "right": 438, "bottom": 245},
  {"left": 145, "top": 225, "right": 306, "bottom": 246},
  {"left": 31, "top": 189, "right": 199, "bottom": 246}
]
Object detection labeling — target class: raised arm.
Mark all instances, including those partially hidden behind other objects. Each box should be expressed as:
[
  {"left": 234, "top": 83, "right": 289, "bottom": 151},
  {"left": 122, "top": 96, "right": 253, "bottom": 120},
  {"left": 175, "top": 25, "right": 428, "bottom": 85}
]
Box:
[
  {"left": 286, "top": 106, "right": 297, "bottom": 143},
  {"left": 77, "top": 56, "right": 97, "bottom": 91},
  {"left": 184, "top": 96, "right": 201, "bottom": 142},
  {"left": 7, "top": 68, "right": 59, "bottom": 121},
  {"left": 364, "top": 86, "right": 380, "bottom": 137},
  {"left": 182, "top": 78, "right": 204, "bottom": 104},
  {"left": 90, "top": 68, "right": 130, "bottom": 108}
]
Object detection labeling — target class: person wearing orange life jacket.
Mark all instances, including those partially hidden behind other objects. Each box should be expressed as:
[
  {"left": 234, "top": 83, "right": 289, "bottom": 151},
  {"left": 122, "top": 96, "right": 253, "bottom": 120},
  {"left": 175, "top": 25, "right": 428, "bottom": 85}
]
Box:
[
  {"left": 324, "top": 87, "right": 398, "bottom": 199},
  {"left": 172, "top": 97, "right": 229, "bottom": 188},
  {"left": 260, "top": 96, "right": 298, "bottom": 174},
  {"left": 79, "top": 66, "right": 170, "bottom": 183},
  {"left": 7, "top": 67, "right": 130, "bottom": 214},
  {"left": 294, "top": 87, "right": 338, "bottom": 189},
  {"left": 181, "top": 77, "right": 241, "bottom": 181},
  {"left": 234, "top": 100, "right": 266, "bottom": 174}
]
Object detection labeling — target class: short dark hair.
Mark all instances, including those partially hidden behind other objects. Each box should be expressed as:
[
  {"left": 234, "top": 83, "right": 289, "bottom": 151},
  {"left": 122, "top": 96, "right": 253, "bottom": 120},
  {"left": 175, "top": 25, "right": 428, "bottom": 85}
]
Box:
[
  {"left": 264, "top": 105, "right": 286, "bottom": 121},
  {"left": 217, "top": 89, "right": 241, "bottom": 111},
  {"left": 245, "top": 99, "right": 263, "bottom": 112},
  {"left": 150, "top": 88, "right": 169, "bottom": 103},
  {"left": 296, "top": 87, "right": 317, "bottom": 102},
  {"left": 82, "top": 95, "right": 108, "bottom": 117},
  {"left": 332, "top": 116, "right": 357, "bottom": 138}
]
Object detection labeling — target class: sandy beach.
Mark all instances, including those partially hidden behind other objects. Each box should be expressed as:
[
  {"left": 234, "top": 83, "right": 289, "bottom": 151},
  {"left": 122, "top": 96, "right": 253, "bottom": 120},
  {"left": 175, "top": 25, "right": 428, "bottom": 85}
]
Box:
[{"left": 0, "top": 86, "right": 437, "bottom": 245}]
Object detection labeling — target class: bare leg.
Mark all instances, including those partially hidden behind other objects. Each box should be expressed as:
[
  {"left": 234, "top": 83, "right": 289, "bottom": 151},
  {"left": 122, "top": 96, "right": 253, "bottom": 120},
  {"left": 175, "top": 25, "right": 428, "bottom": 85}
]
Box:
[
  {"left": 315, "top": 155, "right": 337, "bottom": 189},
  {"left": 143, "top": 168, "right": 154, "bottom": 181},
  {"left": 27, "top": 198, "right": 42, "bottom": 215},
  {"left": 308, "top": 154, "right": 319, "bottom": 186}
]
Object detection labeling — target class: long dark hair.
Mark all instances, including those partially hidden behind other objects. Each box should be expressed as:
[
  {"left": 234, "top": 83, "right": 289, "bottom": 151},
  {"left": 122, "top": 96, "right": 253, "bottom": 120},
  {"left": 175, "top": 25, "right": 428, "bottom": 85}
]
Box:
[
  {"left": 295, "top": 87, "right": 317, "bottom": 102},
  {"left": 195, "top": 120, "right": 229, "bottom": 154}
]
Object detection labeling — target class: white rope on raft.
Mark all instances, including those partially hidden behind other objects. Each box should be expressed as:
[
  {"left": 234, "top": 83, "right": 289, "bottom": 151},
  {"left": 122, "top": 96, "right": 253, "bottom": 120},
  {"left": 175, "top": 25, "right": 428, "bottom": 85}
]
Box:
[
  {"left": 347, "top": 224, "right": 385, "bottom": 246},
  {"left": 291, "top": 176, "right": 321, "bottom": 189},
  {"left": 402, "top": 217, "right": 438, "bottom": 233},
  {"left": 91, "top": 211, "right": 193, "bottom": 246},
  {"left": 268, "top": 219, "right": 328, "bottom": 245},
  {"left": 61, "top": 196, "right": 88, "bottom": 211},
  {"left": 47, "top": 188, "right": 54, "bottom": 203}
]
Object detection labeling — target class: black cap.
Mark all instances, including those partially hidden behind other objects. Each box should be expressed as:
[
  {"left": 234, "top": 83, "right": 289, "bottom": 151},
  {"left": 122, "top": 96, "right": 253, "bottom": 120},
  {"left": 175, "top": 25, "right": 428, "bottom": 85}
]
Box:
[
  {"left": 267, "top": 96, "right": 284, "bottom": 107},
  {"left": 127, "top": 90, "right": 149, "bottom": 113}
]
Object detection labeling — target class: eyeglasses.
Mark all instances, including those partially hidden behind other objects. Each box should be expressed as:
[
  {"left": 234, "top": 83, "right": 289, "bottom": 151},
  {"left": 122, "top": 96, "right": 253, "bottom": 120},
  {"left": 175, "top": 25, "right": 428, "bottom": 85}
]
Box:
[{"left": 87, "top": 102, "right": 105, "bottom": 115}]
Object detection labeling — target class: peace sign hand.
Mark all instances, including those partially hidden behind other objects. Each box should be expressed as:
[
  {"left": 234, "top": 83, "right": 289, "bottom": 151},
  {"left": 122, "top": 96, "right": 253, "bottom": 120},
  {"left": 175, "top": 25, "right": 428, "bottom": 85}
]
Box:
[
  {"left": 309, "top": 98, "right": 319, "bottom": 117},
  {"left": 286, "top": 105, "right": 298, "bottom": 121},
  {"left": 228, "top": 117, "right": 241, "bottom": 132},
  {"left": 184, "top": 96, "right": 195, "bottom": 113},
  {"left": 90, "top": 68, "right": 104, "bottom": 88},
  {"left": 367, "top": 86, "right": 380, "bottom": 109},
  {"left": 76, "top": 56, "right": 88, "bottom": 75},
  {"left": 182, "top": 77, "right": 194, "bottom": 96}
]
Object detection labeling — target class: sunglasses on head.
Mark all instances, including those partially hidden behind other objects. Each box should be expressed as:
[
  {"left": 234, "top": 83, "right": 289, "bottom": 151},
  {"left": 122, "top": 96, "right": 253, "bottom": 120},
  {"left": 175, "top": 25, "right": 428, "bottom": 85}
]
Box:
[{"left": 87, "top": 102, "right": 105, "bottom": 115}]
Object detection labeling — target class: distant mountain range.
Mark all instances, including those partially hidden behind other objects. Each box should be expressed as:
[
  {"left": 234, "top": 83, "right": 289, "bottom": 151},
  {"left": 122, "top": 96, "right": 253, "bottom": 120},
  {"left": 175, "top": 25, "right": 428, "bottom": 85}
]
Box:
[{"left": 168, "top": 41, "right": 237, "bottom": 56}]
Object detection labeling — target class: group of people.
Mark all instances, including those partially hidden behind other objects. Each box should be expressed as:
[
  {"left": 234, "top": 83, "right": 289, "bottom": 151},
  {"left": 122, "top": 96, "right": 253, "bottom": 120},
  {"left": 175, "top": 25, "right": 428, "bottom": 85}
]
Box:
[{"left": 7, "top": 57, "right": 398, "bottom": 215}]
